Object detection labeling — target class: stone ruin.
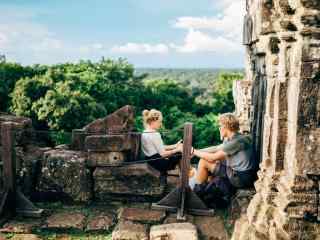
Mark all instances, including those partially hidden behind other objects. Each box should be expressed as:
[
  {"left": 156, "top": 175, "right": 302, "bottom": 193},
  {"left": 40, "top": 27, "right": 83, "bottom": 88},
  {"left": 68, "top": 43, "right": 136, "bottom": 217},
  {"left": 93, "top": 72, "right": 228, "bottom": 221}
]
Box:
[
  {"left": 0, "top": 105, "right": 164, "bottom": 204},
  {"left": 232, "top": 0, "right": 320, "bottom": 239},
  {"left": 0, "top": 107, "right": 232, "bottom": 240},
  {"left": 1, "top": 1, "right": 320, "bottom": 238}
]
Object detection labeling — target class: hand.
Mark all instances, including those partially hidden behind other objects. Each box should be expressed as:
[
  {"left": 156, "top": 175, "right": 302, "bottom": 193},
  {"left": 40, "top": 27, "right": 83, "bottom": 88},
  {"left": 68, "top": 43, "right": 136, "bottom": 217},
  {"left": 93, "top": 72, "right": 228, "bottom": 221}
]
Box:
[
  {"left": 175, "top": 139, "right": 182, "bottom": 147},
  {"left": 176, "top": 143, "right": 183, "bottom": 152},
  {"left": 190, "top": 147, "right": 195, "bottom": 157}
]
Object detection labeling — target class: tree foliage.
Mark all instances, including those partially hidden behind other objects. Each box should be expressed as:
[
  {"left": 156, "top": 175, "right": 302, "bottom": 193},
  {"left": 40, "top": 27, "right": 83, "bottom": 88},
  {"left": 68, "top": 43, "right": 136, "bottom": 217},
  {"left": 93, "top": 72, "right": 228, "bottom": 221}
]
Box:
[
  {"left": 6, "top": 58, "right": 243, "bottom": 148},
  {"left": 0, "top": 62, "right": 46, "bottom": 112}
]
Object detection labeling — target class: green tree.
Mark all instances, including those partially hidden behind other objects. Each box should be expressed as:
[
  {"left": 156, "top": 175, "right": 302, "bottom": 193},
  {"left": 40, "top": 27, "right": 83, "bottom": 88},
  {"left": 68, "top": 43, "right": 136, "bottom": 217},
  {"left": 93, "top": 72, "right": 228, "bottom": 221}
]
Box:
[
  {"left": 33, "top": 82, "right": 105, "bottom": 131},
  {"left": 0, "top": 62, "right": 45, "bottom": 112},
  {"left": 10, "top": 58, "right": 139, "bottom": 131},
  {"left": 210, "top": 72, "right": 243, "bottom": 114}
]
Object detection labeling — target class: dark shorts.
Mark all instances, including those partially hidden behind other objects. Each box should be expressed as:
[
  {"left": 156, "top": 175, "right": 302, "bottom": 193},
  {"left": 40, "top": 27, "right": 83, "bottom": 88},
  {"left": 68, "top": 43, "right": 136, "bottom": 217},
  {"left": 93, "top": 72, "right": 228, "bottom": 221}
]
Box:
[
  {"left": 211, "top": 161, "right": 256, "bottom": 188},
  {"left": 146, "top": 153, "right": 181, "bottom": 174}
]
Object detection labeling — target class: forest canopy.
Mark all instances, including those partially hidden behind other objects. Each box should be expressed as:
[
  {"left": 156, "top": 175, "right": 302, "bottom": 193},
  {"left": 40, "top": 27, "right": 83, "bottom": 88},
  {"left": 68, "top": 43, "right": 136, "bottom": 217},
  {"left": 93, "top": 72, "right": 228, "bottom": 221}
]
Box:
[{"left": 0, "top": 58, "right": 243, "bottom": 148}]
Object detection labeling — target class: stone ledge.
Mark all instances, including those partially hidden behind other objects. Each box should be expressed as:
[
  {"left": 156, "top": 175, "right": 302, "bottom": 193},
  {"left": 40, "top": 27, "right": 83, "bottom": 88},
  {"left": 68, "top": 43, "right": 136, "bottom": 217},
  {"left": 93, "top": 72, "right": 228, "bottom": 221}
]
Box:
[
  {"left": 112, "top": 220, "right": 148, "bottom": 240},
  {"left": 43, "top": 212, "right": 86, "bottom": 231},
  {"left": 118, "top": 207, "right": 166, "bottom": 224},
  {"left": 85, "top": 213, "right": 115, "bottom": 232},
  {"left": 150, "top": 222, "right": 198, "bottom": 240}
]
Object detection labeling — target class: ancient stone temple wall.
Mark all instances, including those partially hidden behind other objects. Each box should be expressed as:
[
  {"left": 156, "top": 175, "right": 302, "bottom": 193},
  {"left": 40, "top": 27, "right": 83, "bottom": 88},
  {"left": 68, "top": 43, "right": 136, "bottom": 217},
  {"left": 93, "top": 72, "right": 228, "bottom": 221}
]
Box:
[
  {"left": 233, "top": 0, "right": 320, "bottom": 239},
  {"left": 233, "top": 80, "right": 252, "bottom": 133}
]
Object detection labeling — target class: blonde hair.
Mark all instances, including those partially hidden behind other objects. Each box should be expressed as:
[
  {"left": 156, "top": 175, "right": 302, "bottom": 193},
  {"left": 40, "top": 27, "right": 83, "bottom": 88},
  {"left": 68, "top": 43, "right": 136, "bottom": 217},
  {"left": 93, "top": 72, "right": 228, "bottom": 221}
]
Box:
[
  {"left": 142, "top": 109, "right": 163, "bottom": 126},
  {"left": 218, "top": 113, "right": 240, "bottom": 132}
]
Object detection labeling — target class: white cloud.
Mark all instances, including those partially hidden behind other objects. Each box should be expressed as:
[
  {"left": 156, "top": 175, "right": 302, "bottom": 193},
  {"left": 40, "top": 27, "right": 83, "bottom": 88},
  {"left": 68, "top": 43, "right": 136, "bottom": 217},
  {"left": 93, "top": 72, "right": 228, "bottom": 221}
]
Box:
[
  {"left": 171, "top": 29, "right": 240, "bottom": 54},
  {"left": 173, "top": 1, "right": 245, "bottom": 41},
  {"left": 110, "top": 43, "right": 169, "bottom": 54},
  {"left": 0, "top": 2, "right": 245, "bottom": 65},
  {"left": 109, "top": 0, "right": 245, "bottom": 57},
  {"left": 171, "top": 0, "right": 245, "bottom": 54}
]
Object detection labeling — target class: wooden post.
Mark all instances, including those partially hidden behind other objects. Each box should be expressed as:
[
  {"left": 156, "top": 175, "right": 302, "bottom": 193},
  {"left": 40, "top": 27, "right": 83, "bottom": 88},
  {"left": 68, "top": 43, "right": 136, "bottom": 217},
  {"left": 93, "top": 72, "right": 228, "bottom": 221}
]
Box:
[
  {"left": 177, "top": 123, "right": 193, "bottom": 219},
  {"left": 152, "top": 122, "right": 214, "bottom": 219}
]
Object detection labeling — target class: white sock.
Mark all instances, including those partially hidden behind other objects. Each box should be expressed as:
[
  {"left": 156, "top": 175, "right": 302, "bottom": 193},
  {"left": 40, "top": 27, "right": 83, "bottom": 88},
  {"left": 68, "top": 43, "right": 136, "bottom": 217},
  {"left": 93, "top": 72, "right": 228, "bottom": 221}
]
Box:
[{"left": 189, "top": 168, "right": 199, "bottom": 190}]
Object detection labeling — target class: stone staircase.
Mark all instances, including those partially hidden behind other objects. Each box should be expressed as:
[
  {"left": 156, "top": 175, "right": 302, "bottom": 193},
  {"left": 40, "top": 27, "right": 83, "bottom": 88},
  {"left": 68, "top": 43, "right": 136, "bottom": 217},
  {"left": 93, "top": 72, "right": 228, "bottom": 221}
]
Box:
[{"left": 0, "top": 201, "right": 229, "bottom": 240}]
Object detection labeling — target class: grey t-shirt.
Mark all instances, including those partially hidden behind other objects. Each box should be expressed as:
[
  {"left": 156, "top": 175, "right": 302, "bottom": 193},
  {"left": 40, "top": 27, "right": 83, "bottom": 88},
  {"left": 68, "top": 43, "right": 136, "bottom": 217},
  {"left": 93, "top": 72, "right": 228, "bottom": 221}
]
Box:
[
  {"left": 141, "top": 130, "right": 165, "bottom": 157},
  {"left": 222, "top": 133, "right": 253, "bottom": 172}
]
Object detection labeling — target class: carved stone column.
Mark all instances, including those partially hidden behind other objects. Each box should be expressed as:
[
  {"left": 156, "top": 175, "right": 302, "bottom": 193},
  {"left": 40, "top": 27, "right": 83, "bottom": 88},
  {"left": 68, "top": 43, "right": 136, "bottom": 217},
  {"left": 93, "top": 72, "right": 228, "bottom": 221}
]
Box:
[{"left": 233, "top": 1, "right": 320, "bottom": 239}]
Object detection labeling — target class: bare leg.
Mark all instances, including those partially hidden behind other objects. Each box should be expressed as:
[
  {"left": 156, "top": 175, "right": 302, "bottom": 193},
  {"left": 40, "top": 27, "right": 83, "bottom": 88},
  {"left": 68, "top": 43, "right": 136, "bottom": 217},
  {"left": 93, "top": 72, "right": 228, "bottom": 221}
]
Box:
[{"left": 196, "top": 159, "right": 217, "bottom": 184}]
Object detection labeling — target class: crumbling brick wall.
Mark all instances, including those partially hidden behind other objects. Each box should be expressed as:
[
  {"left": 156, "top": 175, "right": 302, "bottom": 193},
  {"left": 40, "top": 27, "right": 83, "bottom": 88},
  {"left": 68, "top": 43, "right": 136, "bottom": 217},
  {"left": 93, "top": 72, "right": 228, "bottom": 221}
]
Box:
[{"left": 232, "top": 0, "right": 320, "bottom": 239}]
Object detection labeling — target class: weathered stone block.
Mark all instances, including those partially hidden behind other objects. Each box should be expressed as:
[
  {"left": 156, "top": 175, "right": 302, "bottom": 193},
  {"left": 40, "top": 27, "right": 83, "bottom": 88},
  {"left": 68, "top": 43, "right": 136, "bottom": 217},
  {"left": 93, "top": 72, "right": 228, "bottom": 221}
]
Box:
[
  {"left": 291, "top": 175, "right": 318, "bottom": 192},
  {"left": 302, "top": 44, "right": 320, "bottom": 62},
  {"left": 301, "top": 0, "right": 320, "bottom": 10},
  {"left": 194, "top": 216, "right": 228, "bottom": 240},
  {"left": 150, "top": 223, "right": 198, "bottom": 240},
  {"left": 260, "top": 4, "right": 275, "bottom": 35},
  {"left": 87, "top": 151, "right": 125, "bottom": 167},
  {"left": 19, "top": 145, "right": 52, "bottom": 196},
  {"left": 118, "top": 207, "right": 166, "bottom": 224},
  {"left": 112, "top": 220, "right": 148, "bottom": 240},
  {"left": 286, "top": 205, "right": 318, "bottom": 218},
  {"left": 301, "top": 27, "right": 320, "bottom": 39},
  {"left": 94, "top": 164, "right": 163, "bottom": 199},
  {"left": 233, "top": 80, "right": 252, "bottom": 133},
  {"left": 301, "top": 62, "right": 320, "bottom": 79},
  {"left": 85, "top": 133, "right": 141, "bottom": 162},
  {"left": 84, "top": 105, "right": 135, "bottom": 134},
  {"left": 44, "top": 212, "right": 86, "bottom": 230},
  {"left": 85, "top": 135, "right": 131, "bottom": 152},
  {"left": 38, "top": 149, "right": 92, "bottom": 202},
  {"left": 86, "top": 213, "right": 115, "bottom": 232},
  {"left": 280, "top": 20, "right": 297, "bottom": 31},
  {"left": 301, "top": 14, "right": 320, "bottom": 28},
  {"left": 231, "top": 215, "right": 251, "bottom": 240},
  {"left": 163, "top": 213, "right": 194, "bottom": 224},
  {"left": 279, "top": 0, "right": 295, "bottom": 14}
]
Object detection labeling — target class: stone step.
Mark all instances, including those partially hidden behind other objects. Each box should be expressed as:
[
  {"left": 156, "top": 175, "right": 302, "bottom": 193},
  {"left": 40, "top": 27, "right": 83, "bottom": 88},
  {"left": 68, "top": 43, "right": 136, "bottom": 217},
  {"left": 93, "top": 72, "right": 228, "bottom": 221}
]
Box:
[
  {"left": 0, "top": 204, "right": 230, "bottom": 240},
  {"left": 150, "top": 222, "right": 198, "bottom": 240}
]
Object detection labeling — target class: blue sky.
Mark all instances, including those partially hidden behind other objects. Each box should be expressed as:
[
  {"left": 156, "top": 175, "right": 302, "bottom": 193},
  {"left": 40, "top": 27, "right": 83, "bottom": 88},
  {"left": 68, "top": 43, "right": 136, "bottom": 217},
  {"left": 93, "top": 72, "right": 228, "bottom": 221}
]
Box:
[{"left": 0, "top": 0, "right": 245, "bottom": 68}]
